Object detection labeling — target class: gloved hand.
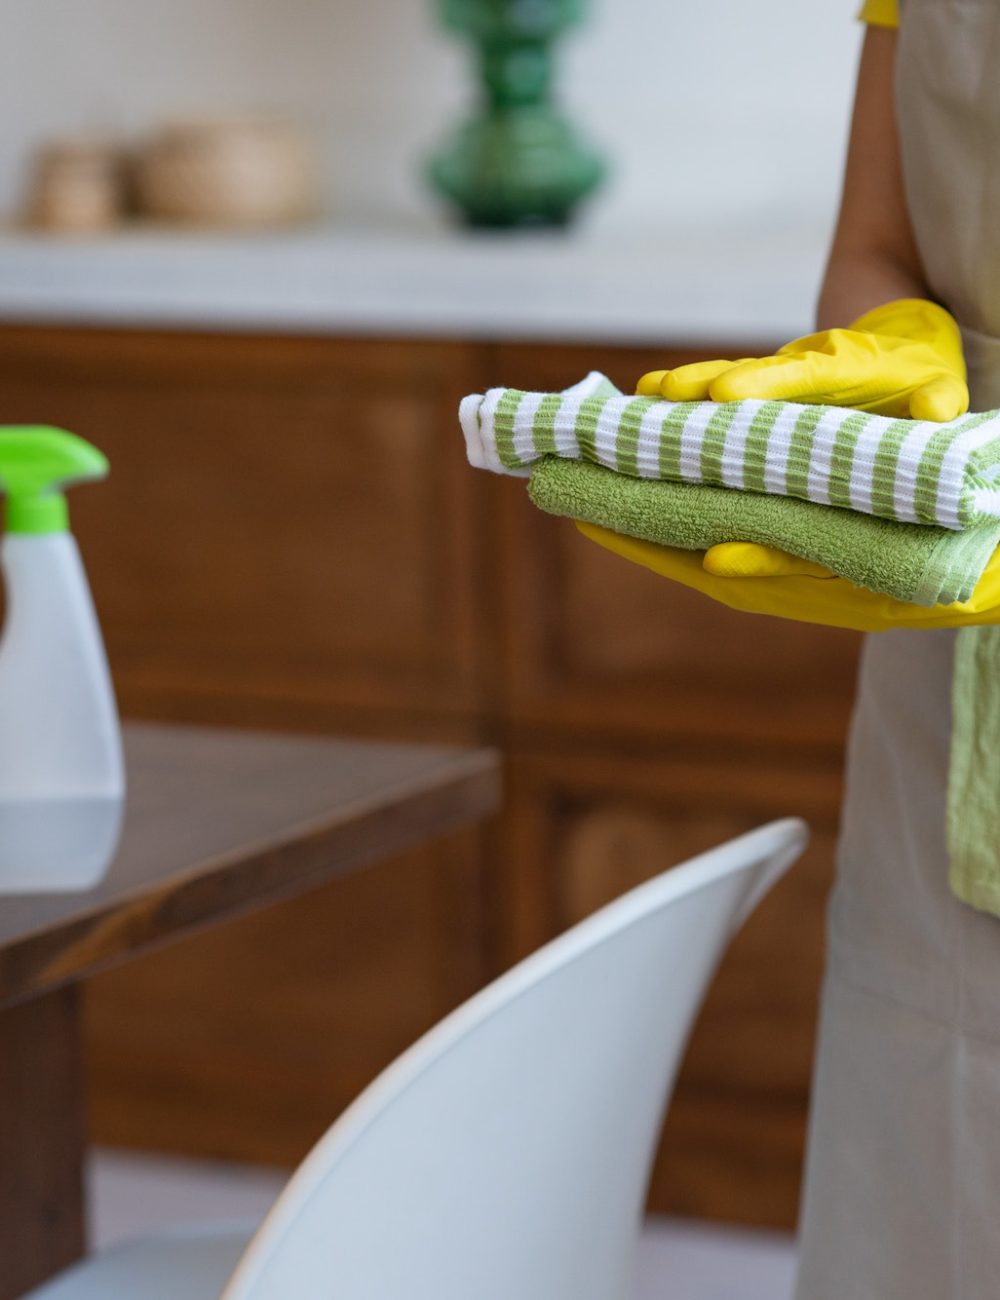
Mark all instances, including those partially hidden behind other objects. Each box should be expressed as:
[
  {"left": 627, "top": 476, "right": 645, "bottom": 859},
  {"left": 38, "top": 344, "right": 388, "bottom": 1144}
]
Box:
[
  {"left": 637, "top": 298, "right": 969, "bottom": 422},
  {"left": 576, "top": 523, "right": 1000, "bottom": 633},
  {"left": 622, "top": 298, "right": 973, "bottom": 628}
]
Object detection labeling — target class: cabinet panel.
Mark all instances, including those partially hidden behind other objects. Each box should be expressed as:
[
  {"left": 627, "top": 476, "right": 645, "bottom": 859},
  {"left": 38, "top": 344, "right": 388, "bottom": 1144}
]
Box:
[
  {"left": 0, "top": 328, "right": 489, "bottom": 731},
  {"left": 86, "top": 827, "right": 491, "bottom": 1167},
  {"left": 495, "top": 483, "right": 861, "bottom": 750},
  {"left": 485, "top": 341, "right": 768, "bottom": 395},
  {"left": 503, "top": 747, "right": 842, "bottom": 1227},
  {"left": 489, "top": 341, "right": 861, "bottom": 752}
]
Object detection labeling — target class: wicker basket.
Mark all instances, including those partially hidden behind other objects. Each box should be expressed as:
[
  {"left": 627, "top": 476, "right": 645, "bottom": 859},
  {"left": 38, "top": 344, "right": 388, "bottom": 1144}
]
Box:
[
  {"left": 26, "top": 138, "right": 126, "bottom": 232},
  {"left": 135, "top": 116, "right": 318, "bottom": 228}
]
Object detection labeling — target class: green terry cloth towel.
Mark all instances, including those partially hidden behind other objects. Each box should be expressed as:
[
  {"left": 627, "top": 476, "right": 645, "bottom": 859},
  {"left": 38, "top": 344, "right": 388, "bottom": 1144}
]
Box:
[
  {"left": 459, "top": 371, "right": 1000, "bottom": 530},
  {"left": 948, "top": 626, "right": 1000, "bottom": 916},
  {"left": 528, "top": 456, "right": 1000, "bottom": 607}
]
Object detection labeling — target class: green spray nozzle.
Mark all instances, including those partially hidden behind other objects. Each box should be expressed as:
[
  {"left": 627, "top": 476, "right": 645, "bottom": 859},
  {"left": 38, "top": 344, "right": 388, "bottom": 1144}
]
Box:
[{"left": 0, "top": 426, "right": 108, "bottom": 534}]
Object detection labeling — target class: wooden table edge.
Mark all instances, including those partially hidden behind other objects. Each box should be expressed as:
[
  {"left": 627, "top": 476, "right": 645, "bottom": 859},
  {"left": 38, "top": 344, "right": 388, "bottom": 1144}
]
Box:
[{"left": 0, "top": 747, "right": 502, "bottom": 1010}]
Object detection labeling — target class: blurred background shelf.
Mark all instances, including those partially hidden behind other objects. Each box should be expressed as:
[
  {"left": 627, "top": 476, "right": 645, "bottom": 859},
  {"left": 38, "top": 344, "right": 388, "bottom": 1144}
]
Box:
[{"left": 0, "top": 216, "right": 830, "bottom": 345}]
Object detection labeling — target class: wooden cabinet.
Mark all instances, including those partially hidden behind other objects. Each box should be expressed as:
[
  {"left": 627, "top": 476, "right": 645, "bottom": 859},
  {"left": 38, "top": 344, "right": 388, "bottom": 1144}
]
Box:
[
  {"left": 0, "top": 330, "right": 487, "bottom": 735},
  {"left": 0, "top": 325, "right": 860, "bottom": 1229},
  {"left": 503, "top": 748, "right": 843, "bottom": 1226},
  {"left": 85, "top": 826, "right": 491, "bottom": 1167}
]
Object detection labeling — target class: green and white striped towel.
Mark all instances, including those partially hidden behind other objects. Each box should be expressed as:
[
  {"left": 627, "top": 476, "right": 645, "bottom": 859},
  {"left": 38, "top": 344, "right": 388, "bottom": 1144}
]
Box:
[{"left": 458, "top": 372, "right": 1000, "bottom": 531}]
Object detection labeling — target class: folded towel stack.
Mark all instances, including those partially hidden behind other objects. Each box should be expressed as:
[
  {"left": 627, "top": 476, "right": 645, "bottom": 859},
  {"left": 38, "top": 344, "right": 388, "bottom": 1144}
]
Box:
[
  {"left": 459, "top": 373, "right": 1000, "bottom": 605},
  {"left": 528, "top": 459, "right": 1000, "bottom": 607},
  {"left": 460, "top": 370, "right": 1000, "bottom": 530},
  {"left": 459, "top": 373, "right": 1000, "bottom": 919}
]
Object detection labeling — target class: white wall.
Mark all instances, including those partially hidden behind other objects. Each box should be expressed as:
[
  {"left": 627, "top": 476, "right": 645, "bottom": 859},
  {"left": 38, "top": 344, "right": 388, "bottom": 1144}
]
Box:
[{"left": 3, "top": 0, "right": 861, "bottom": 229}]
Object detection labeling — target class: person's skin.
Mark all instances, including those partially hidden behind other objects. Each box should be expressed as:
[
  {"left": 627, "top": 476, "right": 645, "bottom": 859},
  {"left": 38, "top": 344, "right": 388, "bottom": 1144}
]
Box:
[{"left": 817, "top": 26, "right": 927, "bottom": 329}]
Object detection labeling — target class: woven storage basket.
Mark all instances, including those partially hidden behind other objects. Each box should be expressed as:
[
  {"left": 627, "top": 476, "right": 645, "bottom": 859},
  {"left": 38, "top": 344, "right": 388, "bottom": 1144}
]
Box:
[{"left": 136, "top": 117, "right": 317, "bottom": 227}]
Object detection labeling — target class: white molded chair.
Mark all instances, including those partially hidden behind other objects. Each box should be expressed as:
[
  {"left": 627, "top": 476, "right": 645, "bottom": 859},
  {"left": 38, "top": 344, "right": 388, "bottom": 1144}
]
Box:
[{"left": 27, "top": 818, "right": 807, "bottom": 1300}]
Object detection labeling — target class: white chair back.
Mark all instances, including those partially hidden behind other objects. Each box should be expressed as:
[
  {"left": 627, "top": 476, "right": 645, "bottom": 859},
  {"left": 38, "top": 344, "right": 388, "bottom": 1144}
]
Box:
[{"left": 223, "top": 818, "right": 807, "bottom": 1300}]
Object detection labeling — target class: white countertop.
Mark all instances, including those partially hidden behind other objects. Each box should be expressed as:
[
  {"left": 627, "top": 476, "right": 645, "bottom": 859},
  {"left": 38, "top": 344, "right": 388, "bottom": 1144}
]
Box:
[{"left": 0, "top": 214, "right": 833, "bottom": 346}]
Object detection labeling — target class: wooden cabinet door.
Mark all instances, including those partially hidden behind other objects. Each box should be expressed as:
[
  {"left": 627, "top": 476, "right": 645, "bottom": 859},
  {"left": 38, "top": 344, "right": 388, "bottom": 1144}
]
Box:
[
  {"left": 85, "top": 826, "right": 492, "bottom": 1167},
  {"left": 488, "top": 342, "right": 862, "bottom": 753},
  {"left": 0, "top": 328, "right": 490, "bottom": 738},
  {"left": 0, "top": 326, "right": 497, "bottom": 1185},
  {"left": 502, "top": 746, "right": 844, "bottom": 1228}
]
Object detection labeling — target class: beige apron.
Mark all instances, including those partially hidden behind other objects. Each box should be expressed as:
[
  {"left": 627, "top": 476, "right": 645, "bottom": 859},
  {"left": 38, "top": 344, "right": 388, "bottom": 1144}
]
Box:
[{"left": 794, "top": 4, "right": 1000, "bottom": 1297}]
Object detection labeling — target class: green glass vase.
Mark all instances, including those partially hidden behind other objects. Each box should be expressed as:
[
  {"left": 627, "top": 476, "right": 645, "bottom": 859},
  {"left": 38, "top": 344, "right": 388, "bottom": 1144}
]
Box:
[{"left": 427, "top": 0, "right": 605, "bottom": 228}]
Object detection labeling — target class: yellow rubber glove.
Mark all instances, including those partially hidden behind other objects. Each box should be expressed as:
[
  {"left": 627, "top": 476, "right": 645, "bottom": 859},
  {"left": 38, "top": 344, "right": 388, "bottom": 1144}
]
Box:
[
  {"left": 637, "top": 298, "right": 969, "bottom": 422},
  {"left": 625, "top": 298, "right": 973, "bottom": 628},
  {"left": 576, "top": 523, "right": 1000, "bottom": 633}
]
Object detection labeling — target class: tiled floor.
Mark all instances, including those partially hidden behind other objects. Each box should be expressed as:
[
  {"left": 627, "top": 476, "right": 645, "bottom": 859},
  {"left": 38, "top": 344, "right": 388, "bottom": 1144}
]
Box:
[{"left": 89, "top": 1149, "right": 798, "bottom": 1298}]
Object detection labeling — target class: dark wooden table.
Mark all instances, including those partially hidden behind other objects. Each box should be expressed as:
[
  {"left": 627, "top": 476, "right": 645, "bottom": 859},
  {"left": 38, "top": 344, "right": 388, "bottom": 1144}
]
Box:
[{"left": 0, "top": 722, "right": 501, "bottom": 1299}]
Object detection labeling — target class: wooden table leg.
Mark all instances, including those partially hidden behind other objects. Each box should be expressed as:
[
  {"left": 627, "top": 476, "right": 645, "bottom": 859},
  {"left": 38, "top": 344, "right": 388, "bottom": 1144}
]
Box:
[{"left": 0, "top": 985, "right": 86, "bottom": 1300}]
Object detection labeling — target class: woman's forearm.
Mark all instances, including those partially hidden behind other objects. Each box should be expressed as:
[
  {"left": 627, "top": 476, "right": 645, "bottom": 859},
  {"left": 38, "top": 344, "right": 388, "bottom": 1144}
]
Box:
[
  {"left": 816, "top": 250, "right": 928, "bottom": 330},
  {"left": 814, "top": 26, "right": 927, "bottom": 331}
]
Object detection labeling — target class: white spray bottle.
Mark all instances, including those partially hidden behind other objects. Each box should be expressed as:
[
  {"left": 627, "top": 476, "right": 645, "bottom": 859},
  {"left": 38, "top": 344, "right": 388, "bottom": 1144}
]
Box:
[{"left": 0, "top": 426, "right": 124, "bottom": 892}]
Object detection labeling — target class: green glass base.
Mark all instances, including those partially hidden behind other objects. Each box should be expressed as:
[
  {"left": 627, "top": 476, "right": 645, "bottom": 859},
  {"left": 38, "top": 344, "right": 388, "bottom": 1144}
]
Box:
[{"left": 428, "top": 107, "right": 604, "bottom": 228}]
